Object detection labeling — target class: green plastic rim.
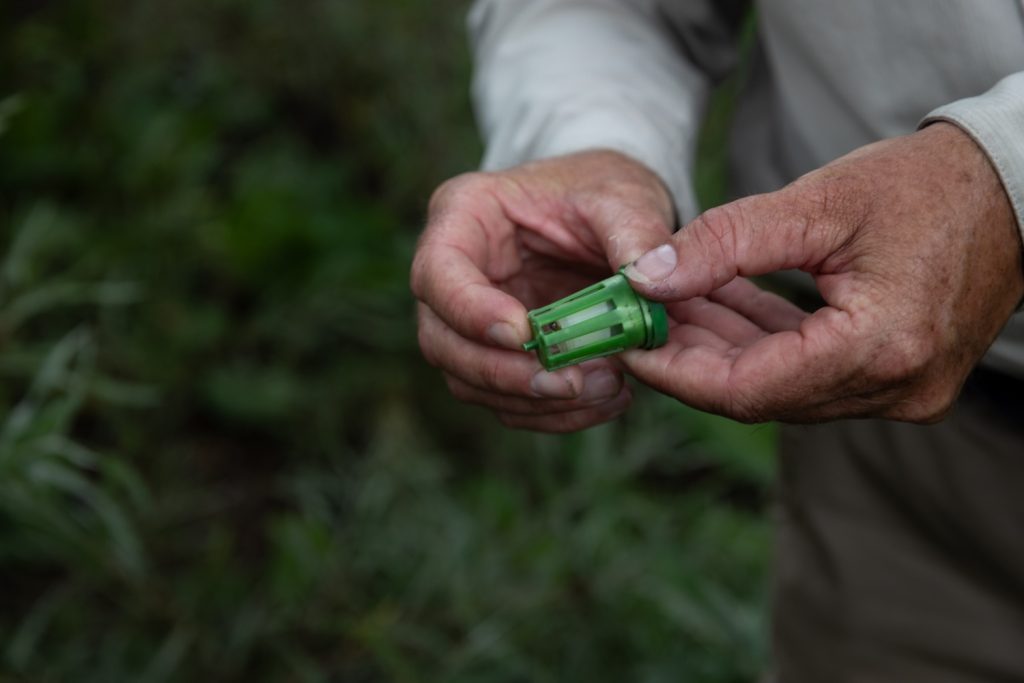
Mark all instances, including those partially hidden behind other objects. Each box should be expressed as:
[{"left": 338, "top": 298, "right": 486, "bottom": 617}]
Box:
[{"left": 642, "top": 300, "right": 669, "bottom": 349}]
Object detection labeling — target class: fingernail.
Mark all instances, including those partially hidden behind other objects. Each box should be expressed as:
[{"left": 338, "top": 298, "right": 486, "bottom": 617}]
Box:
[
  {"left": 626, "top": 243, "right": 676, "bottom": 283},
  {"left": 487, "top": 321, "right": 522, "bottom": 349},
  {"left": 531, "top": 370, "right": 578, "bottom": 398},
  {"left": 580, "top": 369, "right": 620, "bottom": 403}
]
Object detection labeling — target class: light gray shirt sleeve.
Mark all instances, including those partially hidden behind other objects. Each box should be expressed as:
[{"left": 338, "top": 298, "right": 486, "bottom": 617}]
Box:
[
  {"left": 467, "top": 0, "right": 716, "bottom": 221},
  {"left": 922, "top": 72, "right": 1024, "bottom": 251}
]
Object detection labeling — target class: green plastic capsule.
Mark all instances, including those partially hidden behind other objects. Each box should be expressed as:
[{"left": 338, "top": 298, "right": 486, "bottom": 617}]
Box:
[{"left": 522, "top": 268, "right": 669, "bottom": 371}]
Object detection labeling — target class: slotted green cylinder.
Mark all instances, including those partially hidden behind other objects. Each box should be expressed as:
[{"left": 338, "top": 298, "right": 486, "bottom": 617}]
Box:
[{"left": 522, "top": 269, "right": 669, "bottom": 371}]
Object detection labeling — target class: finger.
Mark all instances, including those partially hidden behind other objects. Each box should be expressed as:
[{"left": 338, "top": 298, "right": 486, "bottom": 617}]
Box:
[
  {"left": 667, "top": 297, "right": 769, "bottom": 347},
  {"left": 622, "top": 186, "right": 850, "bottom": 302},
  {"left": 444, "top": 365, "right": 625, "bottom": 415},
  {"left": 411, "top": 240, "right": 531, "bottom": 349},
  {"left": 622, "top": 306, "right": 866, "bottom": 422},
  {"left": 411, "top": 179, "right": 531, "bottom": 349},
  {"left": 667, "top": 323, "right": 734, "bottom": 353},
  {"left": 706, "top": 278, "right": 809, "bottom": 333},
  {"left": 419, "top": 304, "right": 584, "bottom": 398},
  {"left": 497, "top": 386, "right": 633, "bottom": 433}
]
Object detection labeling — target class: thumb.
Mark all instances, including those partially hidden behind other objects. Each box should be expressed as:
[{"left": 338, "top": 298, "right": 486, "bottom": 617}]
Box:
[{"left": 622, "top": 190, "right": 847, "bottom": 300}]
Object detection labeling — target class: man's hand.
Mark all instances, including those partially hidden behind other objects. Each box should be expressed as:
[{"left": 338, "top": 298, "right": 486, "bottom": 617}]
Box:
[
  {"left": 621, "top": 122, "right": 1024, "bottom": 423},
  {"left": 411, "top": 150, "right": 675, "bottom": 432}
]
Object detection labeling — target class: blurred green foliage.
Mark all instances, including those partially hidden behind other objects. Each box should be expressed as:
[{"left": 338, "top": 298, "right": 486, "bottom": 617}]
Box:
[{"left": 0, "top": 1, "right": 774, "bottom": 680}]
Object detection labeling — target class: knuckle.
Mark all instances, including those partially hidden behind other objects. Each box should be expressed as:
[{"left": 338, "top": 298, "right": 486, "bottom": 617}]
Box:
[
  {"left": 591, "top": 177, "right": 644, "bottom": 205},
  {"left": 541, "top": 412, "right": 593, "bottom": 433},
  {"left": 423, "top": 172, "right": 500, "bottom": 239},
  {"left": 444, "top": 374, "right": 470, "bottom": 401},
  {"left": 416, "top": 324, "right": 440, "bottom": 367},
  {"left": 578, "top": 175, "right": 671, "bottom": 225},
  {"left": 477, "top": 354, "right": 508, "bottom": 393},
  {"left": 409, "top": 248, "right": 434, "bottom": 300},
  {"left": 497, "top": 412, "right": 531, "bottom": 431},
  {"left": 499, "top": 414, "right": 566, "bottom": 433},
  {"left": 498, "top": 409, "right": 585, "bottom": 434},
  {"left": 691, "top": 204, "right": 743, "bottom": 266},
  {"left": 450, "top": 295, "right": 479, "bottom": 335},
  {"left": 578, "top": 185, "right": 633, "bottom": 225},
  {"left": 428, "top": 171, "right": 489, "bottom": 211}
]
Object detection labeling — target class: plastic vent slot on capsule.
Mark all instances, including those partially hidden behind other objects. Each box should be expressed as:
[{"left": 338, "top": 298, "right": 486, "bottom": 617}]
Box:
[{"left": 522, "top": 268, "right": 669, "bottom": 371}]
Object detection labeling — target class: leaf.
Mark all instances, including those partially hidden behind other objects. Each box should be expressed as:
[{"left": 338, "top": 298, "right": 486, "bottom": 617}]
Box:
[
  {"left": 28, "top": 460, "right": 146, "bottom": 578},
  {"left": 5, "top": 580, "right": 79, "bottom": 671},
  {"left": 140, "top": 624, "right": 194, "bottom": 683},
  {"left": 3, "top": 281, "right": 142, "bottom": 331},
  {"left": 0, "top": 327, "right": 91, "bottom": 453}
]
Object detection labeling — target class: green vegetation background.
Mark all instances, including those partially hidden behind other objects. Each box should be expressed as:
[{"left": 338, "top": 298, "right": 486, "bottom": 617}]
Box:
[{"left": 0, "top": 1, "right": 775, "bottom": 680}]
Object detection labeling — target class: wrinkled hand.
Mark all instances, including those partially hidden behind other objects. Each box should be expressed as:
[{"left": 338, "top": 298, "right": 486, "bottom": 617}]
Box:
[
  {"left": 411, "top": 150, "right": 675, "bottom": 432},
  {"left": 622, "top": 122, "right": 1024, "bottom": 423}
]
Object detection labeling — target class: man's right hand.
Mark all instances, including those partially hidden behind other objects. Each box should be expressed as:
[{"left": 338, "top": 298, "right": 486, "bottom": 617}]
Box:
[{"left": 411, "top": 150, "right": 675, "bottom": 432}]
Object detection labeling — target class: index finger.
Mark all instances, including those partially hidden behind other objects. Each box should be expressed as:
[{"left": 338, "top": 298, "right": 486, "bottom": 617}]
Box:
[
  {"left": 411, "top": 241, "right": 530, "bottom": 349},
  {"left": 410, "top": 183, "right": 530, "bottom": 349},
  {"left": 622, "top": 306, "right": 867, "bottom": 422}
]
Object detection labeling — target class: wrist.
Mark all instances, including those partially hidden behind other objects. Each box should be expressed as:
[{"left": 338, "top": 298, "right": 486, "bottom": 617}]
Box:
[{"left": 919, "top": 121, "right": 1024, "bottom": 292}]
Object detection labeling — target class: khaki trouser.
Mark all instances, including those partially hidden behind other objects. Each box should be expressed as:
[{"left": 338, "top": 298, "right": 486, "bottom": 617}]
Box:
[{"left": 771, "top": 367, "right": 1024, "bottom": 683}]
